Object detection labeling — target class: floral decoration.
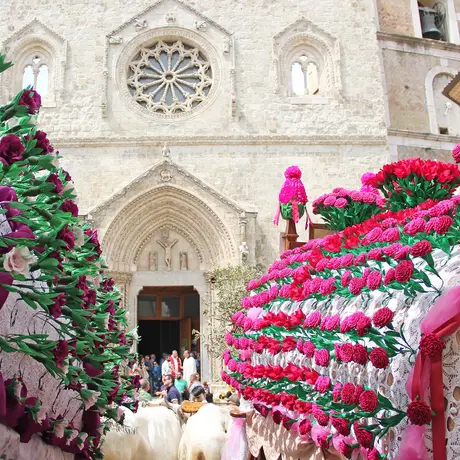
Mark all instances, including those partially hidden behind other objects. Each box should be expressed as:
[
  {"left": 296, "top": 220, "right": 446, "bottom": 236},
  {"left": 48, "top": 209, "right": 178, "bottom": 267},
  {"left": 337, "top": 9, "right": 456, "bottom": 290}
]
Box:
[
  {"left": 224, "top": 157, "right": 460, "bottom": 458},
  {"left": 0, "top": 55, "right": 137, "bottom": 459}
]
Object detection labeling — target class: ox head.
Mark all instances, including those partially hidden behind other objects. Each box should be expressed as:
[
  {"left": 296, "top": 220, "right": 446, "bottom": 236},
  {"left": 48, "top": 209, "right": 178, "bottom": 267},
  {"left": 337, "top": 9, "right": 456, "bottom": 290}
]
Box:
[{"left": 160, "top": 400, "right": 188, "bottom": 426}]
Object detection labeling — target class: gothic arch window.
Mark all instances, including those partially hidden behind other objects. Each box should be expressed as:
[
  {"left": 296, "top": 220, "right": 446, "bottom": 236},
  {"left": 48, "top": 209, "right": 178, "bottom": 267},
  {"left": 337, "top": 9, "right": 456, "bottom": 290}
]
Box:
[
  {"left": 290, "top": 54, "right": 320, "bottom": 96},
  {"left": 21, "top": 52, "right": 50, "bottom": 97},
  {"left": 0, "top": 20, "right": 67, "bottom": 108},
  {"left": 426, "top": 66, "right": 460, "bottom": 136},
  {"left": 273, "top": 18, "right": 341, "bottom": 104}
]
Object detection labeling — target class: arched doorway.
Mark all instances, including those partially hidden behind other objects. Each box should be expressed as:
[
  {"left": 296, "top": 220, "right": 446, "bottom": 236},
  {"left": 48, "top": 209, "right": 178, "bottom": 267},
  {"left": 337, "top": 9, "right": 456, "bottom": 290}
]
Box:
[
  {"left": 137, "top": 285, "right": 200, "bottom": 361},
  {"left": 89, "top": 158, "right": 257, "bottom": 381}
]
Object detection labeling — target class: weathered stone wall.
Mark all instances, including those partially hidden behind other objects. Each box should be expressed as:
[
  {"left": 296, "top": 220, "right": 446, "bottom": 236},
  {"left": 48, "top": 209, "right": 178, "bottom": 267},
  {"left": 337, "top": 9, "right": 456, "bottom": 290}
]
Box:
[
  {"left": 382, "top": 48, "right": 438, "bottom": 133},
  {"left": 0, "top": 0, "right": 389, "bottom": 269},
  {"left": 377, "top": 0, "right": 415, "bottom": 36}
]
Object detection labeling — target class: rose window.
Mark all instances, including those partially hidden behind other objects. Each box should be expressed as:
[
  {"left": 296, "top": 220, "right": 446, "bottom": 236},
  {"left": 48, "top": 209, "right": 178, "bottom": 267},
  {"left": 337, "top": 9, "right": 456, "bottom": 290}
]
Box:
[{"left": 127, "top": 40, "right": 213, "bottom": 115}]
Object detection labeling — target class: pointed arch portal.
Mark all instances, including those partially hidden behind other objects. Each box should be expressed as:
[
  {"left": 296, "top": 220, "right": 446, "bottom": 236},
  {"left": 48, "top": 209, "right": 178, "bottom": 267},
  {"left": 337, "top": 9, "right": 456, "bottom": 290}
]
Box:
[{"left": 102, "top": 185, "right": 236, "bottom": 272}]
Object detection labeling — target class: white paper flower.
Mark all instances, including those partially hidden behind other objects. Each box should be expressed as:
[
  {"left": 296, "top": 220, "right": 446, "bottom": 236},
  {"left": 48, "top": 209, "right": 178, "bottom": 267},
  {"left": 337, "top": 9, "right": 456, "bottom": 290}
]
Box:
[
  {"left": 73, "top": 226, "right": 84, "bottom": 247},
  {"left": 3, "top": 247, "right": 38, "bottom": 277}
]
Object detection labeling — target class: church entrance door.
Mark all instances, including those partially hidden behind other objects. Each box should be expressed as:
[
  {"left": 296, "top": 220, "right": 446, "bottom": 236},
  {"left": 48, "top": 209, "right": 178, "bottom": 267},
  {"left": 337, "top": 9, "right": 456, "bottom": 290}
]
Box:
[{"left": 137, "top": 286, "right": 200, "bottom": 362}]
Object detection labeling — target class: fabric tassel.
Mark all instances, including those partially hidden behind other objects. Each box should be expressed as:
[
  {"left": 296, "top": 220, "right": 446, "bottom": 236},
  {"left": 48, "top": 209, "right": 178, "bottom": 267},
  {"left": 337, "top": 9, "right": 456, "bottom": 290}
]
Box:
[
  {"left": 292, "top": 200, "right": 299, "bottom": 223},
  {"left": 273, "top": 206, "right": 280, "bottom": 226}
]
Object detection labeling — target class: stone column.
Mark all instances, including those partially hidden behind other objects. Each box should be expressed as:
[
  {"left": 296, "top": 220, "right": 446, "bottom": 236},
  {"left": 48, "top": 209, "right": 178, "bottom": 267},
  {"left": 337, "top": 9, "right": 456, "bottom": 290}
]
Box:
[{"left": 106, "top": 271, "right": 134, "bottom": 325}]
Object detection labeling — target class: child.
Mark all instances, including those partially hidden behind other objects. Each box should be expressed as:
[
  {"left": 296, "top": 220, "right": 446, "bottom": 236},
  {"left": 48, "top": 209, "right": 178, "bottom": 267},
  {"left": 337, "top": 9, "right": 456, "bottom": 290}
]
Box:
[{"left": 152, "top": 361, "right": 162, "bottom": 392}]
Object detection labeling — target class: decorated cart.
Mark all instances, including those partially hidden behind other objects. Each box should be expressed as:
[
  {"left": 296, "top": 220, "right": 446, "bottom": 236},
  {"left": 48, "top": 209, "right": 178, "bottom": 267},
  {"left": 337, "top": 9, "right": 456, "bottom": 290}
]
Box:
[
  {"left": 0, "top": 56, "right": 137, "bottom": 459},
  {"left": 223, "top": 151, "right": 460, "bottom": 459}
]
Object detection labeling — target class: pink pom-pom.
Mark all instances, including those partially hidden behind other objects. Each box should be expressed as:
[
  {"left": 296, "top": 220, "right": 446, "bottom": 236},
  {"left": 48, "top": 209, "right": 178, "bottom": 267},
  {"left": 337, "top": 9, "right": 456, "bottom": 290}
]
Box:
[
  {"left": 284, "top": 165, "right": 302, "bottom": 179},
  {"left": 452, "top": 144, "right": 460, "bottom": 164}
]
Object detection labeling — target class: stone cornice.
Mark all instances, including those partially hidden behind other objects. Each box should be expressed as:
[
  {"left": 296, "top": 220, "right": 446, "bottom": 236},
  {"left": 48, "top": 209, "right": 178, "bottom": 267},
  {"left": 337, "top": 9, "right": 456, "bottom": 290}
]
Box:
[
  {"left": 388, "top": 128, "right": 460, "bottom": 143},
  {"left": 377, "top": 32, "right": 460, "bottom": 54},
  {"left": 51, "top": 135, "right": 387, "bottom": 148},
  {"left": 107, "top": 0, "right": 232, "bottom": 37}
]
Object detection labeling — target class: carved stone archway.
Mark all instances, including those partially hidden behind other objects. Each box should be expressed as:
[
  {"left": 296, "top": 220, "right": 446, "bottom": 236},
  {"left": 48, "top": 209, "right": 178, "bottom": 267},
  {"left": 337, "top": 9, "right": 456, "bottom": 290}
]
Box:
[
  {"left": 101, "top": 184, "right": 236, "bottom": 272},
  {"left": 87, "top": 159, "right": 256, "bottom": 381}
]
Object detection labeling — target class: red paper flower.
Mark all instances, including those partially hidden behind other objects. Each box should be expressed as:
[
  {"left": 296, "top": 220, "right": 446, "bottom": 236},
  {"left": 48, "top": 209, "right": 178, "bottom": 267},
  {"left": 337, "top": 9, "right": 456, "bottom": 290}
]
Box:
[
  {"left": 372, "top": 307, "right": 394, "bottom": 327},
  {"left": 52, "top": 340, "right": 69, "bottom": 369},
  {"left": 19, "top": 88, "right": 42, "bottom": 114},
  {"left": 353, "top": 384, "right": 364, "bottom": 405},
  {"left": 353, "top": 422, "right": 374, "bottom": 448},
  {"left": 357, "top": 315, "right": 372, "bottom": 336},
  {"left": 339, "top": 343, "right": 353, "bottom": 363},
  {"left": 341, "top": 383, "right": 356, "bottom": 405},
  {"left": 434, "top": 215, "right": 453, "bottom": 235},
  {"left": 272, "top": 409, "right": 283, "bottom": 425},
  {"left": 352, "top": 344, "right": 369, "bottom": 365},
  {"left": 332, "top": 382, "right": 342, "bottom": 403},
  {"left": 359, "top": 390, "right": 378, "bottom": 412},
  {"left": 366, "top": 271, "right": 382, "bottom": 290},
  {"left": 370, "top": 347, "right": 390, "bottom": 369},
  {"left": 314, "top": 376, "right": 331, "bottom": 393},
  {"left": 314, "top": 349, "right": 330, "bottom": 367},
  {"left": 367, "top": 448, "right": 383, "bottom": 460},
  {"left": 410, "top": 240, "right": 432, "bottom": 258},
  {"left": 395, "top": 260, "right": 414, "bottom": 283},
  {"left": 407, "top": 400, "right": 432, "bottom": 425},
  {"left": 420, "top": 333, "right": 445, "bottom": 358},
  {"left": 453, "top": 144, "right": 460, "bottom": 163},
  {"left": 312, "top": 404, "right": 330, "bottom": 426},
  {"left": 298, "top": 418, "right": 312, "bottom": 436},
  {"left": 331, "top": 416, "right": 351, "bottom": 436},
  {"left": 349, "top": 277, "right": 365, "bottom": 295},
  {"left": 384, "top": 268, "right": 396, "bottom": 285}
]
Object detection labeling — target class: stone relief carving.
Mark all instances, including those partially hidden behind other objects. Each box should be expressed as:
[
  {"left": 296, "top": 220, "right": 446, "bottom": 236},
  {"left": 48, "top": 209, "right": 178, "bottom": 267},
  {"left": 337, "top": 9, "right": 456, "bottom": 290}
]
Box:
[
  {"left": 165, "top": 12, "right": 176, "bottom": 23},
  {"left": 148, "top": 251, "right": 158, "bottom": 271},
  {"left": 160, "top": 169, "right": 172, "bottom": 182},
  {"left": 157, "top": 230, "right": 178, "bottom": 272},
  {"left": 180, "top": 252, "right": 188, "bottom": 271},
  {"left": 134, "top": 19, "right": 148, "bottom": 30},
  {"left": 195, "top": 21, "right": 207, "bottom": 31},
  {"left": 109, "top": 35, "right": 123, "bottom": 44},
  {"left": 223, "top": 37, "right": 231, "bottom": 55},
  {"left": 239, "top": 242, "right": 249, "bottom": 264}
]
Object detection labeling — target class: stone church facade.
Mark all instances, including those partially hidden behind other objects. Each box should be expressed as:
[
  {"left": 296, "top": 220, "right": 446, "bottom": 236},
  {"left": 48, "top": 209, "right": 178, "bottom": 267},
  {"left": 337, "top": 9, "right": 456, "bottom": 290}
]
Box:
[{"left": 1, "top": 0, "right": 459, "bottom": 380}]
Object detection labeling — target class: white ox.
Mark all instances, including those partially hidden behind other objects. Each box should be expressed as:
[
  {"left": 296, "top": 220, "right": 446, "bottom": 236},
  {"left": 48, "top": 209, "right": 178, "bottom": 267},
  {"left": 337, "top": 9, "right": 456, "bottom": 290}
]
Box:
[
  {"left": 101, "top": 407, "right": 150, "bottom": 460},
  {"left": 102, "top": 402, "right": 183, "bottom": 460},
  {"left": 178, "top": 403, "right": 231, "bottom": 460}
]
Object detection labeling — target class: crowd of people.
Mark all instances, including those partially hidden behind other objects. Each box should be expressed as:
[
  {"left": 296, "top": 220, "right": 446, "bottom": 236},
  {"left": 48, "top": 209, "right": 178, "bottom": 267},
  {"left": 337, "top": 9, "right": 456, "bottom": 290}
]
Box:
[{"left": 132, "top": 349, "right": 210, "bottom": 404}]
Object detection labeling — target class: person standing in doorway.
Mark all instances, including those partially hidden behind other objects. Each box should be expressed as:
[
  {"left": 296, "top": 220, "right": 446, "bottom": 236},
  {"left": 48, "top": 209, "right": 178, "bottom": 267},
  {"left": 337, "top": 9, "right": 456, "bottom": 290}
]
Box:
[
  {"left": 168, "top": 350, "right": 182, "bottom": 378},
  {"left": 190, "top": 352, "right": 200, "bottom": 374},
  {"left": 152, "top": 361, "right": 161, "bottom": 392},
  {"left": 162, "top": 353, "right": 171, "bottom": 376},
  {"left": 182, "top": 350, "right": 197, "bottom": 384}
]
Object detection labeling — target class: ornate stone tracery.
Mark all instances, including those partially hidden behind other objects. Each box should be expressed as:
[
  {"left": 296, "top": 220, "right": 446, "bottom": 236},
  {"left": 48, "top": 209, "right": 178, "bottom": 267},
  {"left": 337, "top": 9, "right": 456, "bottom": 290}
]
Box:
[
  {"left": 273, "top": 17, "right": 341, "bottom": 100},
  {"left": 114, "top": 27, "right": 221, "bottom": 121},
  {"left": 100, "top": 185, "right": 237, "bottom": 272},
  {"left": 127, "top": 39, "right": 213, "bottom": 115}
]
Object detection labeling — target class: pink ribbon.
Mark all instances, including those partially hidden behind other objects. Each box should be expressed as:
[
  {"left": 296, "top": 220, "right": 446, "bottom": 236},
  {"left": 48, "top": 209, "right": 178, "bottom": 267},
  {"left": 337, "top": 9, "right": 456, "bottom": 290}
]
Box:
[{"left": 400, "top": 287, "right": 460, "bottom": 460}]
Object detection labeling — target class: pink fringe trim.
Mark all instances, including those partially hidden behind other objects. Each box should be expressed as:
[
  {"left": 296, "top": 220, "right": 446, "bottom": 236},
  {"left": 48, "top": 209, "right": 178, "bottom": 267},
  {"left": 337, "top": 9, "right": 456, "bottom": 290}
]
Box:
[
  {"left": 273, "top": 206, "right": 280, "bottom": 226},
  {"left": 292, "top": 200, "right": 299, "bottom": 223}
]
